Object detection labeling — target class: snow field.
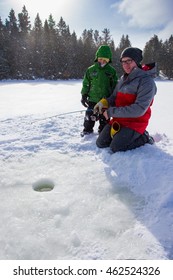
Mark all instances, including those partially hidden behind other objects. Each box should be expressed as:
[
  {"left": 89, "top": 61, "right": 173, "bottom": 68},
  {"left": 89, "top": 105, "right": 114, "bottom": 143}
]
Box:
[{"left": 0, "top": 80, "right": 173, "bottom": 259}]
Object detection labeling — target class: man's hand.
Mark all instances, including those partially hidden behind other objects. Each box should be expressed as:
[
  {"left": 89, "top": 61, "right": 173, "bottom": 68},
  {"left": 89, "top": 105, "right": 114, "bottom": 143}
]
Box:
[
  {"left": 93, "top": 102, "right": 104, "bottom": 114},
  {"left": 94, "top": 98, "right": 109, "bottom": 114},
  {"left": 103, "top": 110, "right": 109, "bottom": 120}
]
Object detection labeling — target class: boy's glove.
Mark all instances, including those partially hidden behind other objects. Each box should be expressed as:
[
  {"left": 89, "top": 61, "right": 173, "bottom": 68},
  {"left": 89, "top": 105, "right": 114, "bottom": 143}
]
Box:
[
  {"left": 93, "top": 98, "right": 108, "bottom": 114},
  {"left": 81, "top": 94, "right": 89, "bottom": 107}
]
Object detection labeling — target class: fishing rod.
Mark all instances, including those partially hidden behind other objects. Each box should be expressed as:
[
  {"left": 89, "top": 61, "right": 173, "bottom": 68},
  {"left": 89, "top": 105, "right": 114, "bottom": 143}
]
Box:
[{"left": 31, "top": 109, "right": 86, "bottom": 124}]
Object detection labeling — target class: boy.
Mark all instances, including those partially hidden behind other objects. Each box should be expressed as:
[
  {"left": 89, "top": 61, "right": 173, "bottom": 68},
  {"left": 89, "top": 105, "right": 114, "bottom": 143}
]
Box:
[{"left": 81, "top": 45, "right": 118, "bottom": 136}]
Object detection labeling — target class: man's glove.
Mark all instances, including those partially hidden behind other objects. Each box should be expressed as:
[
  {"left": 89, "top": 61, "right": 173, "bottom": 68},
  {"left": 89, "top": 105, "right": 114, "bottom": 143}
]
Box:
[
  {"left": 93, "top": 102, "right": 104, "bottom": 114},
  {"left": 93, "top": 98, "right": 109, "bottom": 114},
  {"left": 81, "top": 94, "right": 89, "bottom": 107}
]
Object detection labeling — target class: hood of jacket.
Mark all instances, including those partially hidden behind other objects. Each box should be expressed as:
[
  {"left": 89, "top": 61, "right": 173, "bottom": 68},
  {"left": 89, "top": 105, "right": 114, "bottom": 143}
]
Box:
[
  {"left": 94, "top": 45, "right": 112, "bottom": 63},
  {"left": 122, "top": 64, "right": 157, "bottom": 82}
]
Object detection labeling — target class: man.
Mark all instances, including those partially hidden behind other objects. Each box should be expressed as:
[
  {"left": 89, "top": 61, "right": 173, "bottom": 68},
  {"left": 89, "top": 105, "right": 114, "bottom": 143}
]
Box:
[
  {"left": 94, "top": 47, "right": 156, "bottom": 152},
  {"left": 80, "top": 45, "right": 118, "bottom": 136}
]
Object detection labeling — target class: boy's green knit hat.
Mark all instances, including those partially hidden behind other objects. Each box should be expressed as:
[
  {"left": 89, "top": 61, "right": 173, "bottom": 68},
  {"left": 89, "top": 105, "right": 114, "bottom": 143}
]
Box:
[{"left": 95, "top": 45, "right": 112, "bottom": 63}]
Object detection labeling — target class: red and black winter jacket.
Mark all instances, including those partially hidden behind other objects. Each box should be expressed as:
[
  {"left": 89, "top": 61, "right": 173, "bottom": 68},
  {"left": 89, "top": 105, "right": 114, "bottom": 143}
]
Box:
[{"left": 107, "top": 66, "right": 157, "bottom": 134}]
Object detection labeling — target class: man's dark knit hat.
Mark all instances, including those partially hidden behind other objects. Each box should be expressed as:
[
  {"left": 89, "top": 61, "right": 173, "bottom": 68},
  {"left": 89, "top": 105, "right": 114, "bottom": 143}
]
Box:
[{"left": 120, "top": 47, "right": 143, "bottom": 65}]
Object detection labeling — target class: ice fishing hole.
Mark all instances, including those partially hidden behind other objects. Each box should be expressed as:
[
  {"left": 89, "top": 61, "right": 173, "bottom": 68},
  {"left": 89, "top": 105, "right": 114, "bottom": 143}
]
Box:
[{"left": 32, "top": 178, "right": 55, "bottom": 192}]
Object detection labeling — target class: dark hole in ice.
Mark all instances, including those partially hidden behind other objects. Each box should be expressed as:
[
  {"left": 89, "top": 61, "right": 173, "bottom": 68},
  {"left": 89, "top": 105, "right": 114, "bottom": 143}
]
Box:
[{"left": 32, "top": 179, "right": 55, "bottom": 192}]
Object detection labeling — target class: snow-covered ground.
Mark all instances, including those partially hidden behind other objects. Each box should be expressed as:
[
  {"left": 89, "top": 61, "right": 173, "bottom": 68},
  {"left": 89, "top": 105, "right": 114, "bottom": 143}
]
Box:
[{"left": 0, "top": 79, "right": 173, "bottom": 260}]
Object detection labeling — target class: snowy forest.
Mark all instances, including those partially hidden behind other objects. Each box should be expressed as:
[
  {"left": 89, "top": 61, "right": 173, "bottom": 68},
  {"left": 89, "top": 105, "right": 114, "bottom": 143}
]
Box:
[{"left": 0, "top": 5, "right": 173, "bottom": 80}]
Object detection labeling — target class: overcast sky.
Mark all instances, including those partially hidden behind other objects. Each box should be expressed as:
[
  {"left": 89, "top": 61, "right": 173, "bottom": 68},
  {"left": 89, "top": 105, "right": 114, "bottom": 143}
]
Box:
[{"left": 0, "top": 0, "right": 172, "bottom": 49}]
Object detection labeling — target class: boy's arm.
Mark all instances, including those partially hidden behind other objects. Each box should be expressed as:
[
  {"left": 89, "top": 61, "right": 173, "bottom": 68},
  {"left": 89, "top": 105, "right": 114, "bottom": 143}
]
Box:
[{"left": 81, "top": 69, "right": 90, "bottom": 95}]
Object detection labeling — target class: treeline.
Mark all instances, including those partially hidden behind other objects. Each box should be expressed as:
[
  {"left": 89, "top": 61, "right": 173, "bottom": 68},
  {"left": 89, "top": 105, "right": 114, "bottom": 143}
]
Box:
[{"left": 0, "top": 5, "right": 173, "bottom": 80}]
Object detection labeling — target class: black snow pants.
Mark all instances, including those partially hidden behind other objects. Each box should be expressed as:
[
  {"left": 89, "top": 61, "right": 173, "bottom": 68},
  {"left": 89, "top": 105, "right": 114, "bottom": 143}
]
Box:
[{"left": 96, "top": 123, "right": 149, "bottom": 153}]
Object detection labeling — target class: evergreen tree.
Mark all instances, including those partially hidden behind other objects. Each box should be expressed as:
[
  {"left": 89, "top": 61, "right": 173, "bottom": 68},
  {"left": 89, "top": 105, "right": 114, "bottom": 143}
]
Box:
[
  {"left": 40, "top": 14, "right": 57, "bottom": 79},
  {"left": 30, "top": 13, "right": 44, "bottom": 78},
  {"left": 42, "top": 19, "right": 52, "bottom": 78},
  {"left": 93, "top": 30, "right": 102, "bottom": 47},
  {"left": 109, "top": 39, "right": 116, "bottom": 69},
  {"left": 0, "top": 17, "right": 4, "bottom": 49},
  {"left": 143, "top": 35, "right": 163, "bottom": 77},
  {"left": 5, "top": 9, "right": 20, "bottom": 78},
  {"left": 76, "top": 37, "right": 86, "bottom": 78},
  {"left": 81, "top": 29, "right": 96, "bottom": 71},
  {"left": 0, "top": 17, "right": 10, "bottom": 78},
  {"left": 66, "top": 31, "right": 79, "bottom": 78},
  {"left": 101, "top": 28, "right": 112, "bottom": 45},
  {"left": 143, "top": 35, "right": 162, "bottom": 62},
  {"left": 16, "top": 5, "right": 32, "bottom": 78},
  {"left": 7, "top": 9, "right": 18, "bottom": 35},
  {"left": 115, "top": 34, "right": 131, "bottom": 76},
  {"left": 18, "top": 5, "right": 31, "bottom": 34},
  {"left": 118, "top": 34, "right": 131, "bottom": 50},
  {"left": 161, "top": 35, "right": 173, "bottom": 79},
  {"left": 57, "top": 17, "right": 72, "bottom": 78}
]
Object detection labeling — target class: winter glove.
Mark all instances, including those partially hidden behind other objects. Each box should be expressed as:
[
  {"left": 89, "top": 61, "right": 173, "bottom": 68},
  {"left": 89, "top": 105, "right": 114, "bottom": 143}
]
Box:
[
  {"left": 93, "top": 98, "right": 108, "bottom": 114},
  {"left": 81, "top": 94, "right": 89, "bottom": 107},
  {"left": 93, "top": 102, "right": 103, "bottom": 114},
  {"left": 90, "top": 112, "right": 99, "bottom": 122}
]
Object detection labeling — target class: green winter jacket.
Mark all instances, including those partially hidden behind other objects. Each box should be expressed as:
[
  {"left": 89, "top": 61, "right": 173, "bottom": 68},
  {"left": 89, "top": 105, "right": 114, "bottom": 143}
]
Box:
[{"left": 81, "top": 62, "right": 118, "bottom": 103}]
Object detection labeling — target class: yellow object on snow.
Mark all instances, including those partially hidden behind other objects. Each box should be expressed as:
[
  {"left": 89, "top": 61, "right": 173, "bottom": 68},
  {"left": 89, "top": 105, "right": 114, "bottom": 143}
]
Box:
[{"left": 110, "top": 121, "right": 120, "bottom": 138}]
